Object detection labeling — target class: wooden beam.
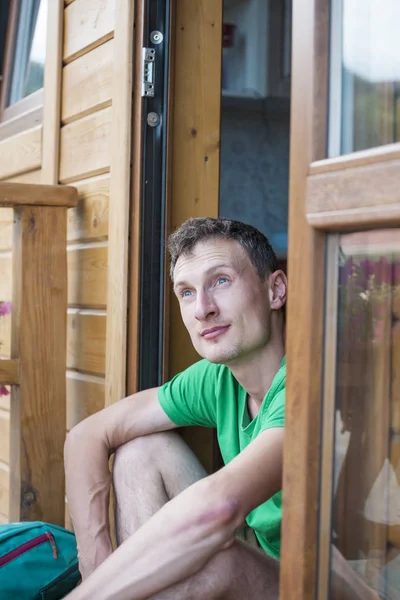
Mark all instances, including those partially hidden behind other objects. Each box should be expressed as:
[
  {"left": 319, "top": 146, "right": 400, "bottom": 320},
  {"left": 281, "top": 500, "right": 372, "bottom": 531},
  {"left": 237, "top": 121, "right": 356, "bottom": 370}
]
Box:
[
  {"left": 307, "top": 157, "right": 400, "bottom": 230},
  {"left": 0, "top": 182, "right": 78, "bottom": 208},
  {"left": 166, "top": 0, "right": 223, "bottom": 473},
  {"left": 42, "top": 0, "right": 64, "bottom": 185},
  {"left": 0, "top": 359, "right": 19, "bottom": 385},
  {"left": 168, "top": 0, "right": 223, "bottom": 379},
  {"left": 9, "top": 206, "right": 68, "bottom": 525},
  {"left": 105, "top": 0, "right": 135, "bottom": 406},
  {"left": 280, "top": 0, "right": 329, "bottom": 598}
]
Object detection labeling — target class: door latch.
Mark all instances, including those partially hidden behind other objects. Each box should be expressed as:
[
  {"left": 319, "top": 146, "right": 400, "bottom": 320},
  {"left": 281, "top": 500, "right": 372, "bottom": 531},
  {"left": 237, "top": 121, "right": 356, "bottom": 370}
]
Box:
[{"left": 141, "top": 48, "right": 155, "bottom": 97}]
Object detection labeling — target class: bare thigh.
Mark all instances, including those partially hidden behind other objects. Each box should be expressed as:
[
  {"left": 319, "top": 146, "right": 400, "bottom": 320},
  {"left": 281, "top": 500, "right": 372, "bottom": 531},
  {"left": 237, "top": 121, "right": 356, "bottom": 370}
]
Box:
[{"left": 113, "top": 431, "right": 208, "bottom": 543}]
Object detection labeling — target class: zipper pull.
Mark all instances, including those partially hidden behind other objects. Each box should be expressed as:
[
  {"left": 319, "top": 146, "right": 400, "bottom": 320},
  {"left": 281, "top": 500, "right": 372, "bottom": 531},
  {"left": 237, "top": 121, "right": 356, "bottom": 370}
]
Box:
[{"left": 46, "top": 532, "right": 58, "bottom": 559}]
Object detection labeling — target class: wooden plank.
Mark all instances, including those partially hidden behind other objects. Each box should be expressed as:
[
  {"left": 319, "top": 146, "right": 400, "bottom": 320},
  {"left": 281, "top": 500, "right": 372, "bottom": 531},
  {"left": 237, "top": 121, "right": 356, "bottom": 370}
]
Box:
[
  {"left": 63, "top": 0, "right": 115, "bottom": 64},
  {"left": 280, "top": 0, "right": 329, "bottom": 599},
  {"left": 0, "top": 245, "right": 107, "bottom": 308},
  {"left": 306, "top": 158, "right": 400, "bottom": 230},
  {"left": 162, "top": 0, "right": 176, "bottom": 384},
  {"left": 317, "top": 237, "right": 339, "bottom": 600},
  {"left": 67, "top": 244, "right": 108, "bottom": 308},
  {"left": 0, "top": 211, "right": 14, "bottom": 251},
  {"left": 0, "top": 462, "right": 9, "bottom": 518},
  {"left": 9, "top": 206, "right": 68, "bottom": 525},
  {"left": 161, "top": 0, "right": 223, "bottom": 468},
  {"left": 168, "top": 0, "right": 223, "bottom": 379},
  {"left": 0, "top": 106, "right": 42, "bottom": 142},
  {"left": 0, "top": 171, "right": 43, "bottom": 252},
  {"left": 1, "top": 312, "right": 107, "bottom": 376},
  {"left": 66, "top": 371, "right": 105, "bottom": 430},
  {"left": 6, "top": 169, "right": 43, "bottom": 185},
  {"left": 0, "top": 359, "right": 19, "bottom": 385},
  {"left": 126, "top": 0, "right": 145, "bottom": 395},
  {"left": 0, "top": 126, "right": 42, "bottom": 180},
  {"left": 67, "top": 174, "right": 109, "bottom": 243},
  {"left": 105, "top": 0, "right": 134, "bottom": 406},
  {"left": 67, "top": 312, "right": 106, "bottom": 375},
  {"left": 62, "top": 39, "right": 113, "bottom": 125},
  {"left": 0, "top": 396, "right": 10, "bottom": 411},
  {"left": 0, "top": 314, "right": 11, "bottom": 358},
  {"left": 59, "top": 107, "right": 111, "bottom": 184},
  {"left": 0, "top": 182, "right": 78, "bottom": 208},
  {"left": 2, "top": 89, "right": 43, "bottom": 124},
  {"left": 41, "top": 0, "right": 64, "bottom": 186},
  {"left": 0, "top": 254, "right": 12, "bottom": 300},
  {"left": 309, "top": 142, "right": 400, "bottom": 175},
  {"left": 0, "top": 410, "right": 10, "bottom": 463}
]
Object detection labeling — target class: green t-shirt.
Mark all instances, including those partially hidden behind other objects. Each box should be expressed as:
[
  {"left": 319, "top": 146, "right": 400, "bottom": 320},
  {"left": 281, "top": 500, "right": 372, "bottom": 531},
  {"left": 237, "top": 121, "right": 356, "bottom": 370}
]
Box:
[{"left": 158, "top": 356, "right": 286, "bottom": 559}]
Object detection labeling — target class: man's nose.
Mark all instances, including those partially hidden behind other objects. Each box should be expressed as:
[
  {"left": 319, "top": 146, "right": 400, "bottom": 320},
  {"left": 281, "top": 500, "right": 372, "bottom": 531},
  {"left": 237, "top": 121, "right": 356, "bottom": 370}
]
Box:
[{"left": 194, "top": 290, "right": 218, "bottom": 321}]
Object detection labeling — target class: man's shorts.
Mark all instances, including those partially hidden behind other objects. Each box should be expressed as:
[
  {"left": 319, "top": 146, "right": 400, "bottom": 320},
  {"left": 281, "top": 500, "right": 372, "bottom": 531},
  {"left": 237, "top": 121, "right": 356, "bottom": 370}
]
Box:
[{"left": 235, "top": 524, "right": 261, "bottom": 550}]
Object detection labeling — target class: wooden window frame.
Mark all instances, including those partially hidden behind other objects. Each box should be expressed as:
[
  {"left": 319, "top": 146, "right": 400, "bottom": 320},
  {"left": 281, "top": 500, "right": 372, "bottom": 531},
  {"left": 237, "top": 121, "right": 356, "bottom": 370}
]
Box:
[
  {"left": 0, "top": 0, "right": 44, "bottom": 139},
  {"left": 280, "top": 0, "right": 400, "bottom": 598}
]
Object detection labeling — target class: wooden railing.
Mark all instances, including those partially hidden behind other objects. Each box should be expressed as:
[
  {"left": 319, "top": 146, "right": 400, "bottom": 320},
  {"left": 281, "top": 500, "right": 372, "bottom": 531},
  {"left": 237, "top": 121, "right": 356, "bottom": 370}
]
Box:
[{"left": 0, "top": 182, "right": 78, "bottom": 526}]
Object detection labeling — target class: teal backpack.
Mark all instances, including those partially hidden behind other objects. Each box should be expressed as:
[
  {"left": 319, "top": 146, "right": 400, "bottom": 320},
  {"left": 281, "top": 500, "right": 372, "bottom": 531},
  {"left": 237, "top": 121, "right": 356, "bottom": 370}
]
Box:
[{"left": 0, "top": 521, "right": 81, "bottom": 599}]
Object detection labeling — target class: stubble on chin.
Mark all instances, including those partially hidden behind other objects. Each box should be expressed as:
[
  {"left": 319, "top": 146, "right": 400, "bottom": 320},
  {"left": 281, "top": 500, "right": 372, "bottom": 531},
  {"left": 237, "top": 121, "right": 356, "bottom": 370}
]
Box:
[{"left": 202, "top": 342, "right": 243, "bottom": 366}]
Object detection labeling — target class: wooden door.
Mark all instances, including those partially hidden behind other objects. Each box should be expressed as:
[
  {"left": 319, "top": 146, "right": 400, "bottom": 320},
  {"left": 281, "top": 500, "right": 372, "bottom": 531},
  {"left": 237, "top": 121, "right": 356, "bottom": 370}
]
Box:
[
  {"left": 281, "top": 0, "right": 400, "bottom": 598},
  {"left": 164, "top": 0, "right": 224, "bottom": 471}
]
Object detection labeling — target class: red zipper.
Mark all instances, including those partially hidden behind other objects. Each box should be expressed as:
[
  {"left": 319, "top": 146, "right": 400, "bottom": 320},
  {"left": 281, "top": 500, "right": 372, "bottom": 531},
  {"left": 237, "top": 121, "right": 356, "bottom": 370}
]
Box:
[{"left": 0, "top": 532, "right": 58, "bottom": 567}]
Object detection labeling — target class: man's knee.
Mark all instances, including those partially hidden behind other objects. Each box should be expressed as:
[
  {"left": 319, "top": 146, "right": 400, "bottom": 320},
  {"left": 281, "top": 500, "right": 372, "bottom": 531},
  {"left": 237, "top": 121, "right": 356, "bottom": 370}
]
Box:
[{"left": 114, "top": 432, "right": 174, "bottom": 467}]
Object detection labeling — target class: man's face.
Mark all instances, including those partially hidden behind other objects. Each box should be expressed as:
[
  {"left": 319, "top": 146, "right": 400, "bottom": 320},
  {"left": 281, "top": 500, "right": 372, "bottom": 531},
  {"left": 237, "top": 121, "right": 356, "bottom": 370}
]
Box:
[{"left": 173, "top": 238, "right": 276, "bottom": 365}]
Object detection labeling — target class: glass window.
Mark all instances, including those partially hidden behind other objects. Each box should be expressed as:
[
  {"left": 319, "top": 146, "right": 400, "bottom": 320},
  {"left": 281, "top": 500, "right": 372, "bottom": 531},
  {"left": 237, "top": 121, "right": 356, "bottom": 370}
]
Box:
[
  {"left": 328, "top": 0, "right": 400, "bottom": 157},
  {"left": 327, "top": 230, "right": 400, "bottom": 598},
  {"left": 7, "top": 0, "right": 47, "bottom": 106}
]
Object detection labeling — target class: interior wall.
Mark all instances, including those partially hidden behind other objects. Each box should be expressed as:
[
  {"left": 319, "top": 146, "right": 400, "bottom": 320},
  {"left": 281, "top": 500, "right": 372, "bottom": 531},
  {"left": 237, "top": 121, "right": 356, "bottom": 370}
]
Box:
[{"left": 219, "top": 105, "right": 290, "bottom": 256}]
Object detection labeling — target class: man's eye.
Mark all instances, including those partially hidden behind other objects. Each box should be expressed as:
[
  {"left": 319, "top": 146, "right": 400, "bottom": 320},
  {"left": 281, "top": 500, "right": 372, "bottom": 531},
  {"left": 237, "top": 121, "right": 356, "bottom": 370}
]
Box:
[
  {"left": 217, "top": 277, "right": 228, "bottom": 285},
  {"left": 181, "top": 289, "right": 193, "bottom": 298}
]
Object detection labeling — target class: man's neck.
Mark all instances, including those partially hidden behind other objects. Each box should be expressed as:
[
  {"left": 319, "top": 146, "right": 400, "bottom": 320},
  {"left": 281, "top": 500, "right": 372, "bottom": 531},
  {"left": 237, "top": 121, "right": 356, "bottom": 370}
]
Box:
[{"left": 228, "top": 334, "right": 285, "bottom": 410}]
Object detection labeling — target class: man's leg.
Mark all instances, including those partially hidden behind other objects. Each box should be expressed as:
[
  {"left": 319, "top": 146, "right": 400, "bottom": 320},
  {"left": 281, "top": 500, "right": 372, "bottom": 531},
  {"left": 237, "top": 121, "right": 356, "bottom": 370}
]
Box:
[
  {"left": 113, "top": 431, "right": 208, "bottom": 543},
  {"left": 148, "top": 541, "right": 280, "bottom": 600},
  {"left": 112, "top": 432, "right": 280, "bottom": 599}
]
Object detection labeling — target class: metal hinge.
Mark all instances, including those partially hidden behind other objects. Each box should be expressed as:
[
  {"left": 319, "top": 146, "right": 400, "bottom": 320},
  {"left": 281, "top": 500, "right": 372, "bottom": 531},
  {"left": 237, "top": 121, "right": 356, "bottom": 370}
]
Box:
[{"left": 141, "top": 48, "right": 156, "bottom": 97}]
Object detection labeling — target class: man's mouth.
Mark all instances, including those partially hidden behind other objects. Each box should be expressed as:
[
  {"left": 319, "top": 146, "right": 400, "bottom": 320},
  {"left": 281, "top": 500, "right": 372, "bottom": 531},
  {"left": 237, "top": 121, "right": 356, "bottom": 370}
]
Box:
[{"left": 201, "top": 325, "right": 230, "bottom": 340}]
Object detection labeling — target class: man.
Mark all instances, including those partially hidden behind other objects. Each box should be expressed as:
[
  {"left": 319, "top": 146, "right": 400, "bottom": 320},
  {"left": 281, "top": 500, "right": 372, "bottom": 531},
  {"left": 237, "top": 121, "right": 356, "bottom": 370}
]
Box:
[
  {"left": 65, "top": 217, "right": 285, "bottom": 599},
  {"left": 65, "top": 218, "right": 379, "bottom": 600}
]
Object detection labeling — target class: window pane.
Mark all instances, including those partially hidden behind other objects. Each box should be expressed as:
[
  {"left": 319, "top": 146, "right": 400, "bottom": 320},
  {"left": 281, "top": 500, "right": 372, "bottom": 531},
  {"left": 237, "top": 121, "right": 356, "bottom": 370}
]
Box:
[
  {"left": 8, "top": 0, "right": 47, "bottom": 106},
  {"left": 328, "top": 0, "right": 400, "bottom": 157},
  {"left": 329, "top": 230, "right": 400, "bottom": 598}
]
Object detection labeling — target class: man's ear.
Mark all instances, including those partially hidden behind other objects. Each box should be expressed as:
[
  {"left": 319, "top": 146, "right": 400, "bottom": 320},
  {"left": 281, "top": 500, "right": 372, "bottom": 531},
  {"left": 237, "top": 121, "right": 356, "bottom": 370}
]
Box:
[{"left": 269, "top": 270, "right": 287, "bottom": 311}]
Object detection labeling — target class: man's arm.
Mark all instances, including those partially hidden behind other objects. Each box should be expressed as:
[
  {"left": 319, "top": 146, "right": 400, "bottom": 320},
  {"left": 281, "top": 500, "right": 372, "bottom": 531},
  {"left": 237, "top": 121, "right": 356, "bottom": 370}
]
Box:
[
  {"left": 64, "top": 387, "right": 177, "bottom": 579},
  {"left": 67, "top": 427, "right": 284, "bottom": 600}
]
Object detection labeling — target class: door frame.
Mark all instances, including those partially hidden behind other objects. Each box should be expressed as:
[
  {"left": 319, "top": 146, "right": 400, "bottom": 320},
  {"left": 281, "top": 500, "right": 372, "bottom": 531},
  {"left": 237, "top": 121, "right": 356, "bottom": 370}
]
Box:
[
  {"left": 127, "top": 0, "right": 176, "bottom": 395},
  {"left": 281, "top": 0, "right": 400, "bottom": 598}
]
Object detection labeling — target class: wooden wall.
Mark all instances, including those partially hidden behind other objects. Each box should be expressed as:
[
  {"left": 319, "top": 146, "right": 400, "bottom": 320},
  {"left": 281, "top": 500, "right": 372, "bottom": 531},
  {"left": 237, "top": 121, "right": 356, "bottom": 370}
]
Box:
[{"left": 0, "top": 0, "right": 133, "bottom": 525}]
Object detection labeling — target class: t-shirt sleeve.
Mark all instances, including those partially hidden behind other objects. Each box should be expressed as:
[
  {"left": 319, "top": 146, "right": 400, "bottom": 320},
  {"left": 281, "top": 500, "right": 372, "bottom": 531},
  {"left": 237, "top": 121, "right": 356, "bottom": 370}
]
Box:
[
  {"left": 260, "top": 388, "right": 285, "bottom": 430},
  {"left": 158, "top": 360, "right": 218, "bottom": 428}
]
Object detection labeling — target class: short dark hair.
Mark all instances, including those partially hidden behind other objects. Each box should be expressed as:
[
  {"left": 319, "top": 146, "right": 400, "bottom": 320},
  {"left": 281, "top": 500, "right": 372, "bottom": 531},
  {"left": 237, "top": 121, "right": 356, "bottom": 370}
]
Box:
[{"left": 168, "top": 217, "right": 278, "bottom": 280}]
